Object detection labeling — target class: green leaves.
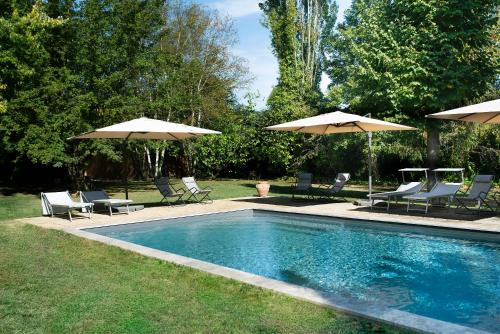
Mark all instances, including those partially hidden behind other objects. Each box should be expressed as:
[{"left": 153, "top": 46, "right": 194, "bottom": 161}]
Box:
[{"left": 328, "top": 0, "right": 498, "bottom": 117}]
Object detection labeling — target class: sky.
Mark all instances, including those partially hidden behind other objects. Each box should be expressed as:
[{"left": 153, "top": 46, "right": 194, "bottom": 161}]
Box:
[{"left": 195, "top": 0, "right": 353, "bottom": 109}]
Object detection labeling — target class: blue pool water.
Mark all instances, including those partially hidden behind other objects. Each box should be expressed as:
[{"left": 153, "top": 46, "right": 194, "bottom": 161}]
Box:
[{"left": 86, "top": 210, "right": 500, "bottom": 332}]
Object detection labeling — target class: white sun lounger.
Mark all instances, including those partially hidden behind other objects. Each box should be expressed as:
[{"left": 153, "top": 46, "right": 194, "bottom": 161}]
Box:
[
  {"left": 403, "top": 182, "right": 462, "bottom": 213},
  {"left": 368, "top": 168, "right": 428, "bottom": 210},
  {"left": 41, "top": 191, "right": 93, "bottom": 221},
  {"left": 369, "top": 182, "right": 424, "bottom": 210}
]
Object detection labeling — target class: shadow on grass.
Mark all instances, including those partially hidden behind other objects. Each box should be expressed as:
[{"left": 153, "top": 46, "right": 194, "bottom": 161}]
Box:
[{"left": 241, "top": 183, "right": 369, "bottom": 200}]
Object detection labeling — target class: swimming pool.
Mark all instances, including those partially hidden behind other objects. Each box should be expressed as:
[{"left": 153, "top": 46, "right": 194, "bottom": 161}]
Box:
[{"left": 85, "top": 210, "right": 500, "bottom": 333}]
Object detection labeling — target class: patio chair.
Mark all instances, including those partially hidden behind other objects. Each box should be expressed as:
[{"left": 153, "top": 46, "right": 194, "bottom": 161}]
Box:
[
  {"left": 41, "top": 191, "right": 93, "bottom": 221},
  {"left": 155, "top": 177, "right": 185, "bottom": 205},
  {"left": 291, "top": 173, "right": 313, "bottom": 199},
  {"left": 487, "top": 192, "right": 500, "bottom": 213},
  {"left": 316, "top": 173, "right": 351, "bottom": 201},
  {"left": 182, "top": 177, "right": 212, "bottom": 203},
  {"left": 80, "top": 190, "right": 133, "bottom": 216},
  {"left": 454, "top": 175, "right": 495, "bottom": 214},
  {"left": 368, "top": 182, "right": 424, "bottom": 211},
  {"left": 403, "top": 182, "right": 462, "bottom": 214}
]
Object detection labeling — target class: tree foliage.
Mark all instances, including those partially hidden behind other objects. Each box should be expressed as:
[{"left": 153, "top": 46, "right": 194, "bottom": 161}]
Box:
[
  {"left": 0, "top": 0, "right": 249, "bottom": 185},
  {"left": 324, "top": 0, "right": 499, "bottom": 175},
  {"left": 260, "top": 0, "right": 337, "bottom": 120}
]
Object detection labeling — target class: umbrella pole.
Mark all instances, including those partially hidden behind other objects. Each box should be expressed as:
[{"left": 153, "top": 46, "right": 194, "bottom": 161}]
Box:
[
  {"left": 364, "top": 113, "right": 373, "bottom": 197},
  {"left": 368, "top": 131, "right": 372, "bottom": 197},
  {"left": 123, "top": 135, "right": 131, "bottom": 200}
]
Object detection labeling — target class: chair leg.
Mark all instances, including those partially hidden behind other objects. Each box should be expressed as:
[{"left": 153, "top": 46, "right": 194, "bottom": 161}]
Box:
[
  {"left": 185, "top": 192, "right": 195, "bottom": 203},
  {"left": 68, "top": 209, "right": 72, "bottom": 222},
  {"left": 109, "top": 204, "right": 113, "bottom": 216}
]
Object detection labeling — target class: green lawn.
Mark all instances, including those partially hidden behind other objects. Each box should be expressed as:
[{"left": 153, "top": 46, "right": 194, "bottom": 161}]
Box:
[
  {"left": 0, "top": 223, "right": 407, "bottom": 334},
  {"left": 0, "top": 179, "right": 373, "bottom": 221}
]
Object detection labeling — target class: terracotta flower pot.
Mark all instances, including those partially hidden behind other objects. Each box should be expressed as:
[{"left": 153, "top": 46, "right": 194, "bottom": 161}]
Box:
[{"left": 256, "top": 181, "right": 270, "bottom": 197}]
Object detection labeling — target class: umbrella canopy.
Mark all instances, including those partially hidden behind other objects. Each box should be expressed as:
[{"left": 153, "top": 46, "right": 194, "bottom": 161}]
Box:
[
  {"left": 72, "top": 117, "right": 221, "bottom": 140},
  {"left": 266, "top": 111, "right": 417, "bottom": 198},
  {"left": 71, "top": 117, "right": 221, "bottom": 199},
  {"left": 426, "top": 99, "right": 500, "bottom": 124},
  {"left": 266, "top": 111, "right": 416, "bottom": 133}
]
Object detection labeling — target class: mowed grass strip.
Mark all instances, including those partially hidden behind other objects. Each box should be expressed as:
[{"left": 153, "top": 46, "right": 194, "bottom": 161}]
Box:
[{"left": 0, "top": 223, "right": 408, "bottom": 334}]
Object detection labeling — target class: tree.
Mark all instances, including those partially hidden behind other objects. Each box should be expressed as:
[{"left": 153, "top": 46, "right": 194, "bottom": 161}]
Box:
[
  {"left": 259, "top": 0, "right": 337, "bottom": 120},
  {"left": 131, "top": 1, "right": 250, "bottom": 177},
  {"left": 326, "top": 0, "right": 498, "bottom": 174}
]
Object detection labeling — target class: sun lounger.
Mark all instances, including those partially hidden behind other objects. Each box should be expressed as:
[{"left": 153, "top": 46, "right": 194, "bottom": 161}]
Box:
[
  {"left": 291, "top": 173, "right": 314, "bottom": 199},
  {"left": 454, "top": 175, "right": 495, "bottom": 214},
  {"left": 80, "top": 190, "right": 133, "bottom": 216},
  {"left": 155, "top": 177, "right": 185, "bottom": 205},
  {"left": 403, "top": 182, "right": 462, "bottom": 213},
  {"left": 41, "top": 191, "right": 93, "bottom": 221},
  {"left": 316, "top": 173, "right": 350, "bottom": 201},
  {"left": 369, "top": 182, "right": 424, "bottom": 210},
  {"left": 182, "top": 177, "right": 212, "bottom": 203}
]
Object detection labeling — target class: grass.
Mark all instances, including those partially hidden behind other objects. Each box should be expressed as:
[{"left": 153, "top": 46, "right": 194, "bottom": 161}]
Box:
[
  {"left": 0, "top": 192, "right": 41, "bottom": 221},
  {"left": 0, "top": 223, "right": 408, "bottom": 334},
  {"left": 0, "top": 179, "right": 373, "bottom": 221}
]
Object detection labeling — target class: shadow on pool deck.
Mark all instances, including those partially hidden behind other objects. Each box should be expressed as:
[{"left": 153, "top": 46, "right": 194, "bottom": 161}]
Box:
[
  {"left": 234, "top": 195, "right": 496, "bottom": 221},
  {"left": 351, "top": 203, "right": 496, "bottom": 222}
]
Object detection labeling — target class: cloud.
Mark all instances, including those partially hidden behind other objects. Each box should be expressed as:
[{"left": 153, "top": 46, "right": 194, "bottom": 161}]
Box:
[{"left": 209, "top": 0, "right": 261, "bottom": 18}]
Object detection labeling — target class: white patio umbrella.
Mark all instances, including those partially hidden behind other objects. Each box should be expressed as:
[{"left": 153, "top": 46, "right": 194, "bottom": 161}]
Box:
[
  {"left": 426, "top": 99, "right": 500, "bottom": 124},
  {"left": 266, "top": 111, "right": 417, "bottom": 197},
  {"left": 71, "top": 117, "right": 221, "bottom": 198}
]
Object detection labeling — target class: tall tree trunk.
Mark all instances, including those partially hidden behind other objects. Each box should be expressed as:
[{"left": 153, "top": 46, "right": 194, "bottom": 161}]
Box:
[
  {"left": 154, "top": 148, "right": 160, "bottom": 177},
  {"left": 144, "top": 145, "right": 152, "bottom": 178},
  {"left": 426, "top": 119, "right": 440, "bottom": 190}
]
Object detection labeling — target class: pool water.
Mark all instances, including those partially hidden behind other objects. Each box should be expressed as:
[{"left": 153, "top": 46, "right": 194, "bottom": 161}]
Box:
[{"left": 86, "top": 210, "right": 500, "bottom": 333}]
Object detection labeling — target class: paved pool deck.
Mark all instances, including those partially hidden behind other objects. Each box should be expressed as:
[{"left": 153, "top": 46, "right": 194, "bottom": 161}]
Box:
[
  {"left": 22, "top": 196, "right": 500, "bottom": 233},
  {"left": 17, "top": 196, "right": 499, "bottom": 334}
]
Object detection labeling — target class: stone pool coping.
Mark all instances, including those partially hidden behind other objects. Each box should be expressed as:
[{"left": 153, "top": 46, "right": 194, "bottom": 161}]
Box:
[
  {"left": 67, "top": 208, "right": 494, "bottom": 334},
  {"left": 20, "top": 198, "right": 499, "bottom": 333},
  {"left": 24, "top": 197, "right": 500, "bottom": 233}
]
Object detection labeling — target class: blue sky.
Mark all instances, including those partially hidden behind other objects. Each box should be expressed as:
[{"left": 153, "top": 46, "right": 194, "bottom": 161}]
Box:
[{"left": 195, "top": 0, "right": 353, "bottom": 109}]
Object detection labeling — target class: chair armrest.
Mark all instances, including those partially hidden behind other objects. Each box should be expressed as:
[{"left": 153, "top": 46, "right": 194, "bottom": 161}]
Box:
[
  {"left": 187, "top": 186, "right": 199, "bottom": 193},
  {"left": 171, "top": 185, "right": 184, "bottom": 193}
]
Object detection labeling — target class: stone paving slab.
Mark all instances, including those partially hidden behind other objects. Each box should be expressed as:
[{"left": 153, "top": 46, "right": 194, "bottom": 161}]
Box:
[{"left": 20, "top": 196, "right": 500, "bottom": 233}]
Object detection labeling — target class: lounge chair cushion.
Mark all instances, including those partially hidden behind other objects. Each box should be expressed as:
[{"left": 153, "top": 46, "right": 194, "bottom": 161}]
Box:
[
  {"left": 403, "top": 183, "right": 461, "bottom": 200},
  {"left": 182, "top": 177, "right": 211, "bottom": 194},
  {"left": 369, "top": 182, "right": 423, "bottom": 199},
  {"left": 41, "top": 191, "right": 93, "bottom": 215},
  {"left": 294, "top": 173, "right": 313, "bottom": 191}
]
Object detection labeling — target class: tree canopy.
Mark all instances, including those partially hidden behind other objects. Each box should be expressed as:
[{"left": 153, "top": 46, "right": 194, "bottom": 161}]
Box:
[{"left": 0, "top": 0, "right": 498, "bottom": 187}]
